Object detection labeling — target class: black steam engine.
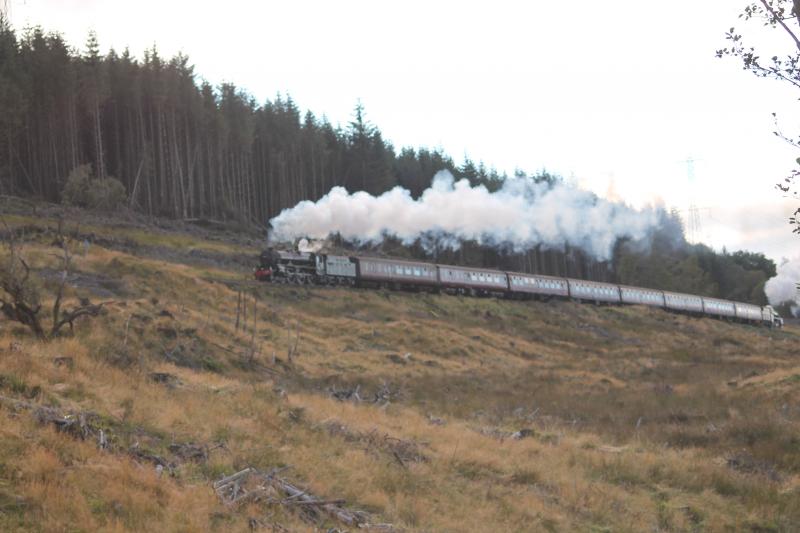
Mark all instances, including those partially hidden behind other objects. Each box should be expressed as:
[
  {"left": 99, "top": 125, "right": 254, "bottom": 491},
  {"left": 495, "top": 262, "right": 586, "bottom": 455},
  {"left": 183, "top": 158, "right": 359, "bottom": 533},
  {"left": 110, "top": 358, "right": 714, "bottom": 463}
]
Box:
[{"left": 255, "top": 248, "right": 357, "bottom": 285}]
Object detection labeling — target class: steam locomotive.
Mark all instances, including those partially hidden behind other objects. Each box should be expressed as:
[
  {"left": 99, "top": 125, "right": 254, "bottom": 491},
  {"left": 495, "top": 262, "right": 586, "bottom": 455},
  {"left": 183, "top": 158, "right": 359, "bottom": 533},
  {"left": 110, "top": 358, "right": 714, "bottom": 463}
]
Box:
[{"left": 255, "top": 247, "right": 783, "bottom": 328}]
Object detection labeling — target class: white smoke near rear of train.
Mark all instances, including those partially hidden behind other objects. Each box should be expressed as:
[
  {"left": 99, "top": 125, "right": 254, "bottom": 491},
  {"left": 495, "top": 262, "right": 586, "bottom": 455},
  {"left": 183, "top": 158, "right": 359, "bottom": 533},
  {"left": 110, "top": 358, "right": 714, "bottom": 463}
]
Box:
[
  {"left": 268, "top": 170, "right": 658, "bottom": 261},
  {"left": 765, "top": 257, "right": 800, "bottom": 312}
]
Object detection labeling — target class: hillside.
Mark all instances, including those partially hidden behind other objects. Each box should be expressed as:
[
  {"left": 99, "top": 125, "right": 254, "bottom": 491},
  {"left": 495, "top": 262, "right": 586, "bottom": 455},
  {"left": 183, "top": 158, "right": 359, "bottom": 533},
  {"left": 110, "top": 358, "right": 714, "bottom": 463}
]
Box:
[{"left": 1, "top": 203, "right": 799, "bottom": 532}]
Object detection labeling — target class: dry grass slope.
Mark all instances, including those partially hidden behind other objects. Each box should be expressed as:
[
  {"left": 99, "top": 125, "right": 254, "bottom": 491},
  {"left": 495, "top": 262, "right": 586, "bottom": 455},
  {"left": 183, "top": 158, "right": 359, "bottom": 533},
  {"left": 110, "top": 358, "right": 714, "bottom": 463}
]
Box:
[{"left": 0, "top": 208, "right": 799, "bottom": 532}]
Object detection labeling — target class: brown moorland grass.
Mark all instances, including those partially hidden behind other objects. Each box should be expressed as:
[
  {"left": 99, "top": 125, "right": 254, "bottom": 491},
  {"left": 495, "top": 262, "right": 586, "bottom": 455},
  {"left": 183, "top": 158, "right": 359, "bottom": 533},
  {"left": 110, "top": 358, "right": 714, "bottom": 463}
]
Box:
[{"left": 0, "top": 210, "right": 798, "bottom": 531}]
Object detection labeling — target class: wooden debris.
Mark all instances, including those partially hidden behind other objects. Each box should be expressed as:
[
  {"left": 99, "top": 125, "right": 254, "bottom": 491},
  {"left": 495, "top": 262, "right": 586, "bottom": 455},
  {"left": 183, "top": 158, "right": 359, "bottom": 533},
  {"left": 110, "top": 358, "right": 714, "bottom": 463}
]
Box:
[
  {"left": 128, "top": 443, "right": 176, "bottom": 474},
  {"left": 328, "top": 381, "right": 399, "bottom": 405},
  {"left": 0, "top": 393, "right": 223, "bottom": 475},
  {"left": 323, "top": 420, "right": 428, "bottom": 465},
  {"left": 168, "top": 442, "right": 208, "bottom": 462},
  {"left": 247, "top": 517, "right": 290, "bottom": 532},
  {"left": 214, "top": 467, "right": 392, "bottom": 529}
]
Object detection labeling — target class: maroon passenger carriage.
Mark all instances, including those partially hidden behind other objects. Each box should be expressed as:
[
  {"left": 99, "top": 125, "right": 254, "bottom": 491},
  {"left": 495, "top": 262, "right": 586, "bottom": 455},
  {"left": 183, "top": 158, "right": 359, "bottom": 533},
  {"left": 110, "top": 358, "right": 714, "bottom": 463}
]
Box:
[
  {"left": 438, "top": 265, "right": 508, "bottom": 295},
  {"left": 507, "top": 273, "right": 569, "bottom": 299},
  {"left": 356, "top": 256, "right": 438, "bottom": 289}
]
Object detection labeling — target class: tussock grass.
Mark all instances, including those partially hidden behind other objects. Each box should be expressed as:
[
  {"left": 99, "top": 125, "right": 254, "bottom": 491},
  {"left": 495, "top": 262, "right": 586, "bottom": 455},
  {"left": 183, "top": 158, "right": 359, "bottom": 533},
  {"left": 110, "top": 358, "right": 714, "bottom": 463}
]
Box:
[{"left": 1, "top": 212, "right": 799, "bottom": 530}]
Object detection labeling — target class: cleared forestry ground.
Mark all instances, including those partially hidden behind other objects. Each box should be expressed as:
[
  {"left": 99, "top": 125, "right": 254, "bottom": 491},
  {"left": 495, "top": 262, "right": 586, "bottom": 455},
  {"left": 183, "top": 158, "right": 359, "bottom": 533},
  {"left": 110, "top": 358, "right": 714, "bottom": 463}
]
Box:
[{"left": 0, "top": 206, "right": 799, "bottom": 532}]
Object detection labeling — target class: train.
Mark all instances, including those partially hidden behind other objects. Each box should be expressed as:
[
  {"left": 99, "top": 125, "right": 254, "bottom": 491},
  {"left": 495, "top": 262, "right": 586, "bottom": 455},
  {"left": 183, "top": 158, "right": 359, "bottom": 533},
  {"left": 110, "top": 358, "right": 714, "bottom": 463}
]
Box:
[{"left": 254, "top": 247, "right": 784, "bottom": 328}]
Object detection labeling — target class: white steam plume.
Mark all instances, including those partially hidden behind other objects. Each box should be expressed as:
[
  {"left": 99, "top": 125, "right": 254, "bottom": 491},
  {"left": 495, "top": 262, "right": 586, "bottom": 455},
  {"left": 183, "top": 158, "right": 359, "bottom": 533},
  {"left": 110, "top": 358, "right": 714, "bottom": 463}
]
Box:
[
  {"left": 268, "top": 170, "right": 657, "bottom": 261},
  {"left": 765, "top": 257, "right": 800, "bottom": 308}
]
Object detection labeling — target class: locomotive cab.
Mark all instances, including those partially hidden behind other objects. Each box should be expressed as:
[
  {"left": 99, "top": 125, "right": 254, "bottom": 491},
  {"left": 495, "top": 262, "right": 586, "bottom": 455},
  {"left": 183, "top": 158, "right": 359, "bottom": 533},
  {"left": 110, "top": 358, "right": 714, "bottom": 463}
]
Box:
[{"left": 254, "top": 248, "right": 279, "bottom": 281}]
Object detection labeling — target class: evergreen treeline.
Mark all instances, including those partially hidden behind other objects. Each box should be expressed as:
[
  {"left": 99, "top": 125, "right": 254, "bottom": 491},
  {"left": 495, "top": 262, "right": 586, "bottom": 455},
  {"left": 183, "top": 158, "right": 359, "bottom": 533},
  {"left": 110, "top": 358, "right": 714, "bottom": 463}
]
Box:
[
  {"left": 0, "top": 22, "right": 776, "bottom": 304},
  {"left": 0, "top": 22, "right": 506, "bottom": 222}
]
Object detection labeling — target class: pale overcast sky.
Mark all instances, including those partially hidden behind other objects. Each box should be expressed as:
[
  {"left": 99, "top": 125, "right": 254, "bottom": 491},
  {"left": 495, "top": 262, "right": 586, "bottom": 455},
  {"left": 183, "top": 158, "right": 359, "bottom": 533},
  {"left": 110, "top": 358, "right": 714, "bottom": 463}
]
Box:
[{"left": 5, "top": 0, "right": 800, "bottom": 261}]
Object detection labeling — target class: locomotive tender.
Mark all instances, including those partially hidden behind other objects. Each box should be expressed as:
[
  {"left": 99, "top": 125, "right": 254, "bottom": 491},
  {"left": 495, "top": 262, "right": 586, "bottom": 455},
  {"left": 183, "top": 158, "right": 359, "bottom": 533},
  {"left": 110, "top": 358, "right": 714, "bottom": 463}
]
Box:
[{"left": 255, "top": 248, "right": 783, "bottom": 328}]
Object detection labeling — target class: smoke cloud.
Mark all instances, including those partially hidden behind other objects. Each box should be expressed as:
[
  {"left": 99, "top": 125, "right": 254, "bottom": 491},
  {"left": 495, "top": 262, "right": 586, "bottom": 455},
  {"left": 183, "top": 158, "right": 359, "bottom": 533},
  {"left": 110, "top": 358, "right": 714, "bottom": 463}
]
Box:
[
  {"left": 765, "top": 257, "right": 800, "bottom": 306},
  {"left": 268, "top": 170, "right": 657, "bottom": 260}
]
